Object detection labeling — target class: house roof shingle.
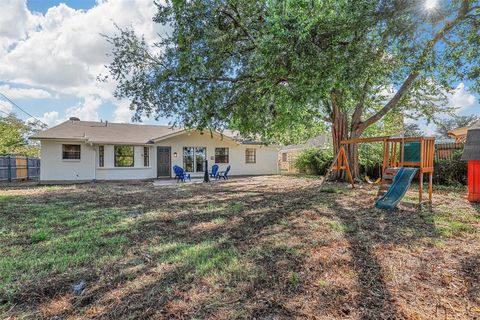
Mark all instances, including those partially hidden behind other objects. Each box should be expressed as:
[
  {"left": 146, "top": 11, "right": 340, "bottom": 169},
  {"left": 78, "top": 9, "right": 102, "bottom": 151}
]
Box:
[
  {"left": 280, "top": 135, "right": 330, "bottom": 151},
  {"left": 31, "top": 120, "right": 243, "bottom": 145},
  {"left": 461, "top": 128, "right": 480, "bottom": 161},
  {"left": 448, "top": 120, "right": 480, "bottom": 143}
]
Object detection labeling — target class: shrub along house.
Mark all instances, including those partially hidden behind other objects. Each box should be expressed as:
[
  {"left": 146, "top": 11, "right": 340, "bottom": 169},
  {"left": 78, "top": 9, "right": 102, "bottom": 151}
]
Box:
[{"left": 31, "top": 118, "right": 279, "bottom": 182}]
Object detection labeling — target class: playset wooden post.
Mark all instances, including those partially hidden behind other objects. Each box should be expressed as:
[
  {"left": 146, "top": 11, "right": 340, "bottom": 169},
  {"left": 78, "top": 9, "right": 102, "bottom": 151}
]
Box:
[{"left": 326, "top": 136, "right": 435, "bottom": 204}]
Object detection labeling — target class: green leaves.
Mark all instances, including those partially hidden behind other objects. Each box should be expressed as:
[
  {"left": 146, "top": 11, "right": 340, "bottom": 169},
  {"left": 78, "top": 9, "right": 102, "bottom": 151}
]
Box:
[
  {"left": 105, "top": 0, "right": 479, "bottom": 144},
  {"left": 0, "top": 114, "right": 40, "bottom": 156}
]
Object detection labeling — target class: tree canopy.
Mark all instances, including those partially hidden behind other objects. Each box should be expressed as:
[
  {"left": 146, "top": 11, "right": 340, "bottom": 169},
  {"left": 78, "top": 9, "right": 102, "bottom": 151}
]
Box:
[
  {"left": 0, "top": 114, "right": 41, "bottom": 156},
  {"left": 404, "top": 122, "right": 426, "bottom": 137},
  {"left": 435, "top": 114, "right": 479, "bottom": 137},
  {"left": 105, "top": 0, "right": 479, "bottom": 175}
]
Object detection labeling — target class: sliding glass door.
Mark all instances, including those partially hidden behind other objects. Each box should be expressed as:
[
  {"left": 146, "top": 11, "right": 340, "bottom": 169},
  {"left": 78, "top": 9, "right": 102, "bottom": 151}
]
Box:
[
  {"left": 195, "top": 147, "right": 206, "bottom": 172},
  {"left": 183, "top": 147, "right": 206, "bottom": 172}
]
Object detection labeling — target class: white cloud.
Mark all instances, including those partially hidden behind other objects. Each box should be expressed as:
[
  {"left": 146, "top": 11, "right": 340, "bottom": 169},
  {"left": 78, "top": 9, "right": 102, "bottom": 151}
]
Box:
[
  {"left": 0, "top": 84, "right": 52, "bottom": 99},
  {"left": 28, "top": 111, "right": 62, "bottom": 127},
  {"left": 0, "top": 1, "right": 171, "bottom": 124},
  {"left": 0, "top": 0, "right": 166, "bottom": 100},
  {"left": 27, "top": 96, "right": 102, "bottom": 127},
  {"left": 113, "top": 100, "right": 135, "bottom": 123},
  {"left": 447, "top": 83, "right": 478, "bottom": 112},
  {"left": 66, "top": 95, "right": 102, "bottom": 121},
  {"left": 0, "top": 0, "right": 30, "bottom": 39},
  {"left": 0, "top": 100, "right": 13, "bottom": 114}
]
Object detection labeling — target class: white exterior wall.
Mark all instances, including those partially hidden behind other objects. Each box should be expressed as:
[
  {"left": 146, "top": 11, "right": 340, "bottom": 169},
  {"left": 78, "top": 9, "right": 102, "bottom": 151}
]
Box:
[
  {"left": 95, "top": 145, "right": 156, "bottom": 180},
  {"left": 158, "top": 132, "right": 279, "bottom": 178},
  {"left": 40, "top": 140, "right": 96, "bottom": 181},
  {"left": 38, "top": 132, "right": 278, "bottom": 181}
]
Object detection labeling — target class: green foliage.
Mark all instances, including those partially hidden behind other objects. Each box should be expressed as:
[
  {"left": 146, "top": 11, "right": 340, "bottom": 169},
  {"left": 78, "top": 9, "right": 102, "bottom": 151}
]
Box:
[
  {"left": 359, "top": 142, "right": 384, "bottom": 168},
  {"left": 0, "top": 114, "right": 41, "bottom": 156},
  {"left": 433, "top": 150, "right": 467, "bottom": 186},
  {"left": 105, "top": 0, "right": 478, "bottom": 145},
  {"left": 294, "top": 148, "right": 332, "bottom": 175},
  {"left": 435, "top": 114, "right": 479, "bottom": 138},
  {"left": 320, "top": 187, "right": 346, "bottom": 194},
  {"left": 404, "top": 123, "right": 425, "bottom": 137},
  {"left": 30, "top": 229, "right": 51, "bottom": 243}
]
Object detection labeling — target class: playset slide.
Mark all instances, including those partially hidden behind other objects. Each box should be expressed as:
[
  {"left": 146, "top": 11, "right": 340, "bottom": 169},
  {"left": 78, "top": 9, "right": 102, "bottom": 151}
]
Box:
[{"left": 375, "top": 167, "right": 418, "bottom": 210}]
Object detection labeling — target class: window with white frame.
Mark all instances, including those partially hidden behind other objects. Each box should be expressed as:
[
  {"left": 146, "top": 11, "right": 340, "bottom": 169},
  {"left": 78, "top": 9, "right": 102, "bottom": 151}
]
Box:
[
  {"left": 62, "top": 144, "right": 81, "bottom": 160},
  {"left": 245, "top": 148, "right": 256, "bottom": 163},
  {"left": 215, "top": 147, "right": 229, "bottom": 163},
  {"left": 98, "top": 146, "right": 104, "bottom": 167},
  {"left": 143, "top": 147, "right": 150, "bottom": 167},
  {"left": 114, "top": 145, "right": 134, "bottom": 167}
]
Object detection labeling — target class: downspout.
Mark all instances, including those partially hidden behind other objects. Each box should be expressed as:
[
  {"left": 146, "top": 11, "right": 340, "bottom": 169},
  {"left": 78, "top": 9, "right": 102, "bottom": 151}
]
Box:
[{"left": 91, "top": 143, "right": 96, "bottom": 182}]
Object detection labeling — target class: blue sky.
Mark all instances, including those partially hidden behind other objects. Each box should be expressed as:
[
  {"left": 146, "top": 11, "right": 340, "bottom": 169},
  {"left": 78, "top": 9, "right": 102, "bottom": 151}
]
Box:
[
  {"left": 27, "top": 0, "right": 97, "bottom": 13},
  {"left": 0, "top": 0, "right": 170, "bottom": 127},
  {"left": 0, "top": 0, "right": 478, "bottom": 133}
]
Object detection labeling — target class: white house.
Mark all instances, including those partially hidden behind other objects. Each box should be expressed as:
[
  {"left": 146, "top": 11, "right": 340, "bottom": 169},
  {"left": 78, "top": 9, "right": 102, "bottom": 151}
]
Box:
[{"left": 31, "top": 118, "right": 279, "bottom": 182}]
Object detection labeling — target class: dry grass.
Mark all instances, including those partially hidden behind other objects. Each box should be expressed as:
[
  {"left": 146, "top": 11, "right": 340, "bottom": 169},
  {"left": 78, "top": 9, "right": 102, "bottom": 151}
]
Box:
[{"left": 0, "top": 176, "right": 479, "bottom": 319}]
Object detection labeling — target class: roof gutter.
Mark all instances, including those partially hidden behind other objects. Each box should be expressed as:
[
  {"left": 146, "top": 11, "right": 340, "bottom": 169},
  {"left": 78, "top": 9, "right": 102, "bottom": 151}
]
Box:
[{"left": 29, "top": 137, "right": 88, "bottom": 142}]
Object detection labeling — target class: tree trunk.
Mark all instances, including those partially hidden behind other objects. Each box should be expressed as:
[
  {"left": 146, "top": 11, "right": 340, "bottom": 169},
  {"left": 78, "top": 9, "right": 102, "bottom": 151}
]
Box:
[
  {"left": 331, "top": 90, "right": 347, "bottom": 156},
  {"left": 330, "top": 90, "right": 350, "bottom": 179},
  {"left": 331, "top": 90, "right": 363, "bottom": 179},
  {"left": 327, "top": 2, "right": 472, "bottom": 181},
  {"left": 347, "top": 130, "right": 362, "bottom": 179}
]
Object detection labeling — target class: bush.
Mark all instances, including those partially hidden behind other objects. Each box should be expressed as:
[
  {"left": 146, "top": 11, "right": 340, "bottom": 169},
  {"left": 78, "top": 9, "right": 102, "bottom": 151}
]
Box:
[
  {"left": 294, "top": 148, "right": 333, "bottom": 175},
  {"left": 433, "top": 150, "right": 467, "bottom": 186}
]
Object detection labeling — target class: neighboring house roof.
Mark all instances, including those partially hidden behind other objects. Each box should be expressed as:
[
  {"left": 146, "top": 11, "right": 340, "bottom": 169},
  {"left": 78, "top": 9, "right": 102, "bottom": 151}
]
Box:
[
  {"left": 461, "top": 128, "right": 480, "bottom": 161},
  {"left": 435, "top": 138, "right": 456, "bottom": 144},
  {"left": 30, "top": 119, "right": 249, "bottom": 145},
  {"left": 448, "top": 120, "right": 480, "bottom": 143},
  {"left": 280, "top": 135, "right": 330, "bottom": 151}
]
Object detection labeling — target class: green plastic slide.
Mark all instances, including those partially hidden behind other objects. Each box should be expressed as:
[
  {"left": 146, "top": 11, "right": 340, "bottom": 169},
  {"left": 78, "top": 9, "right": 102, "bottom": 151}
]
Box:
[{"left": 375, "top": 167, "right": 418, "bottom": 210}]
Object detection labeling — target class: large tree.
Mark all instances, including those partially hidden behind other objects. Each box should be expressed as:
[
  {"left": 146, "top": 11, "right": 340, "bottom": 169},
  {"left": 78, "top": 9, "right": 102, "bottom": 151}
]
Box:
[
  {"left": 105, "top": 0, "right": 479, "bottom": 177},
  {"left": 404, "top": 122, "right": 426, "bottom": 137},
  {"left": 0, "top": 114, "right": 41, "bottom": 156}
]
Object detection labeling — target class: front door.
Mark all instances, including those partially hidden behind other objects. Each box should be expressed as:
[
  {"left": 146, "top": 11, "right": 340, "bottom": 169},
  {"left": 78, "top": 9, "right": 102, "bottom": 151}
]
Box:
[{"left": 157, "top": 146, "right": 171, "bottom": 177}]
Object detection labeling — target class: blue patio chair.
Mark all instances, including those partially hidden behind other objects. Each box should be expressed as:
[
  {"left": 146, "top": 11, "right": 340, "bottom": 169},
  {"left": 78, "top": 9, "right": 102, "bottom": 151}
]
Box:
[
  {"left": 173, "top": 165, "right": 191, "bottom": 182},
  {"left": 217, "top": 165, "right": 231, "bottom": 180},
  {"left": 210, "top": 164, "right": 219, "bottom": 178}
]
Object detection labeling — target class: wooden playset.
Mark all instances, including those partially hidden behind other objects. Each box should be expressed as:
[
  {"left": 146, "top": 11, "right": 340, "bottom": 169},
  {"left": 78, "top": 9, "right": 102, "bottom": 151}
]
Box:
[{"left": 324, "top": 136, "right": 435, "bottom": 209}]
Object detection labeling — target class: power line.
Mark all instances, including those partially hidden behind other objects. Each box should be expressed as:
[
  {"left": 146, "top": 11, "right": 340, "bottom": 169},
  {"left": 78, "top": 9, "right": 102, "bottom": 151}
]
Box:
[
  {"left": 0, "top": 108, "right": 10, "bottom": 116},
  {"left": 0, "top": 92, "right": 48, "bottom": 127}
]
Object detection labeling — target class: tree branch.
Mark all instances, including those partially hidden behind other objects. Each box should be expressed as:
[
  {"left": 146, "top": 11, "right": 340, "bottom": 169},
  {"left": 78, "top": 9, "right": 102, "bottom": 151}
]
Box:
[
  {"left": 351, "top": 78, "right": 370, "bottom": 132},
  {"left": 358, "top": 0, "right": 471, "bottom": 131},
  {"left": 220, "top": 5, "right": 257, "bottom": 46},
  {"left": 163, "top": 75, "right": 261, "bottom": 83}
]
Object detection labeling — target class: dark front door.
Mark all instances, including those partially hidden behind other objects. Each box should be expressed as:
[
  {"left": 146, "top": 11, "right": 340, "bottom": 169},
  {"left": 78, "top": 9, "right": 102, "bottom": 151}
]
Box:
[{"left": 157, "top": 146, "right": 171, "bottom": 177}]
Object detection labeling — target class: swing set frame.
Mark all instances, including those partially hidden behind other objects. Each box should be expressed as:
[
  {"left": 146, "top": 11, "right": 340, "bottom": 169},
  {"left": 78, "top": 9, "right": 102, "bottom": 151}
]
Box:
[{"left": 323, "top": 136, "right": 435, "bottom": 203}]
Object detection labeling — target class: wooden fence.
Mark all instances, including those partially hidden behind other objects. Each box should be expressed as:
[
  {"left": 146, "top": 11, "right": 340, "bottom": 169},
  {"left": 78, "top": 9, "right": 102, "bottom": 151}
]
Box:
[
  {"left": 434, "top": 142, "right": 464, "bottom": 161},
  {"left": 0, "top": 156, "right": 40, "bottom": 182}
]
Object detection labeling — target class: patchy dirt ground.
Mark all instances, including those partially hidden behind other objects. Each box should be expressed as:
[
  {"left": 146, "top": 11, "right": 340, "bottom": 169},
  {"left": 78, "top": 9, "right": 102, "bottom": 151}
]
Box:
[{"left": 0, "top": 176, "right": 479, "bottom": 319}]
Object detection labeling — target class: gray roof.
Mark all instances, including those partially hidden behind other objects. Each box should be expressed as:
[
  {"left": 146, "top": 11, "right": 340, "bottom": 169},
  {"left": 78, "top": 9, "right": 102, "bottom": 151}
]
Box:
[
  {"left": 435, "top": 138, "right": 456, "bottom": 144},
  {"left": 31, "top": 120, "right": 243, "bottom": 145},
  {"left": 461, "top": 129, "right": 480, "bottom": 161},
  {"left": 471, "top": 120, "right": 480, "bottom": 130},
  {"left": 280, "top": 135, "right": 330, "bottom": 151}
]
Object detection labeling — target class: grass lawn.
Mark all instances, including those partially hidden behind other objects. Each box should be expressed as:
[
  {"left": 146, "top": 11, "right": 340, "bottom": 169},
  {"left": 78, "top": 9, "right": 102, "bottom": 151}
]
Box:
[{"left": 0, "top": 176, "right": 479, "bottom": 319}]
